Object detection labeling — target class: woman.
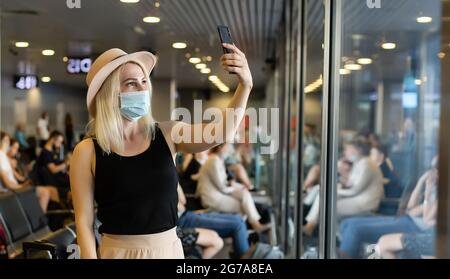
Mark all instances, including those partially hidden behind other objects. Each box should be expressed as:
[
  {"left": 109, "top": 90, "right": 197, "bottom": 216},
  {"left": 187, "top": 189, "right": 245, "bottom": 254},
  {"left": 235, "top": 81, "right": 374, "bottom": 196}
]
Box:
[
  {"left": 70, "top": 45, "right": 253, "bottom": 259},
  {"left": 303, "top": 140, "right": 384, "bottom": 236},
  {"left": 197, "top": 144, "right": 269, "bottom": 231},
  {"left": 8, "top": 139, "right": 60, "bottom": 204},
  {"left": 0, "top": 132, "right": 51, "bottom": 212},
  {"left": 369, "top": 145, "right": 402, "bottom": 198},
  {"left": 179, "top": 151, "right": 208, "bottom": 194}
]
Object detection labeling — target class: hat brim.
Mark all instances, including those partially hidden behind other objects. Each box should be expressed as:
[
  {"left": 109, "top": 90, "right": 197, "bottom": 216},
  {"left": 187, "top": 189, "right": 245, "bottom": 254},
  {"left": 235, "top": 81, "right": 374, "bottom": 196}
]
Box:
[{"left": 86, "top": 51, "right": 157, "bottom": 116}]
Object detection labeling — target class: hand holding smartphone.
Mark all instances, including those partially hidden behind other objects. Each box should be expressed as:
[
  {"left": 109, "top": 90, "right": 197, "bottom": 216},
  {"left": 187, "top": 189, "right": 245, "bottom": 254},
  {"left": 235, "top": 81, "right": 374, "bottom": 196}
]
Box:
[
  {"left": 218, "top": 25, "right": 236, "bottom": 74},
  {"left": 217, "top": 25, "right": 234, "bottom": 54}
]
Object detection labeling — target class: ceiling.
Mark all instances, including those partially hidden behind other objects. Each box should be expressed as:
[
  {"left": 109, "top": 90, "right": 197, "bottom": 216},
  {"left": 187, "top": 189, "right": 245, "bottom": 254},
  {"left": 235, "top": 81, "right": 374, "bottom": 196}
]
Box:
[
  {"left": 0, "top": 0, "right": 284, "bottom": 90},
  {"left": 303, "top": 0, "right": 445, "bottom": 88}
]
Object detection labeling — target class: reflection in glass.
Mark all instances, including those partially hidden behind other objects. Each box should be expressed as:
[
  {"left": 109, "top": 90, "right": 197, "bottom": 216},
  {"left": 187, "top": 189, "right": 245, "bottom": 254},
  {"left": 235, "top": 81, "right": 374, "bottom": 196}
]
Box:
[{"left": 334, "top": 0, "right": 442, "bottom": 259}]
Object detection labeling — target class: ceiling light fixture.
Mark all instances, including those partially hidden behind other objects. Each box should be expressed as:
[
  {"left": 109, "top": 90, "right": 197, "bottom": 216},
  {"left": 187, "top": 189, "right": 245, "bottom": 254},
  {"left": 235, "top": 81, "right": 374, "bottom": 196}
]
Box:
[
  {"left": 344, "top": 62, "right": 362, "bottom": 71},
  {"left": 357, "top": 58, "right": 373, "bottom": 65},
  {"left": 189, "top": 57, "right": 201, "bottom": 64},
  {"left": 41, "top": 76, "right": 51, "bottom": 83},
  {"left": 200, "top": 68, "right": 211, "bottom": 74},
  {"left": 381, "top": 42, "right": 396, "bottom": 50},
  {"left": 120, "top": 0, "right": 140, "bottom": 3},
  {"left": 172, "top": 42, "right": 187, "bottom": 49},
  {"left": 143, "top": 16, "right": 160, "bottom": 23},
  {"left": 417, "top": 16, "right": 432, "bottom": 23},
  {"left": 42, "top": 49, "right": 55, "bottom": 56},
  {"left": 15, "top": 42, "right": 29, "bottom": 48},
  {"left": 195, "top": 63, "right": 207, "bottom": 69}
]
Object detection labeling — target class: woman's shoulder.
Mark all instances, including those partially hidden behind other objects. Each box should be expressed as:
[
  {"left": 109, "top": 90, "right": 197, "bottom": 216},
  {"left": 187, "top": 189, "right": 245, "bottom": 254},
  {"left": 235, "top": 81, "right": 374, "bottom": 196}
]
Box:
[{"left": 73, "top": 138, "right": 96, "bottom": 157}]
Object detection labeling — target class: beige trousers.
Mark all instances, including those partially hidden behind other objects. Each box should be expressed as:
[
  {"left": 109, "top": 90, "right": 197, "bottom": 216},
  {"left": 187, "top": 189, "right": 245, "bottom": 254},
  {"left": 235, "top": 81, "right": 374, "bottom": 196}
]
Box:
[{"left": 98, "top": 227, "right": 184, "bottom": 259}]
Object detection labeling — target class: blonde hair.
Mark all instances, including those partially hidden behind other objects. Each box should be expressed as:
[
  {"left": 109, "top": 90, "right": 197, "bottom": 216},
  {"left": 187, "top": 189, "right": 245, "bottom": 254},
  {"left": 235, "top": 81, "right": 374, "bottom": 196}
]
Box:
[{"left": 86, "top": 61, "right": 156, "bottom": 154}]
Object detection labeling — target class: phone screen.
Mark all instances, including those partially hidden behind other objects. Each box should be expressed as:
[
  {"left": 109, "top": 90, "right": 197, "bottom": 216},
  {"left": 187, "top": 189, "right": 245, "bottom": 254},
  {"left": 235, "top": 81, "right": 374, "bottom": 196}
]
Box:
[{"left": 217, "top": 25, "right": 233, "bottom": 54}]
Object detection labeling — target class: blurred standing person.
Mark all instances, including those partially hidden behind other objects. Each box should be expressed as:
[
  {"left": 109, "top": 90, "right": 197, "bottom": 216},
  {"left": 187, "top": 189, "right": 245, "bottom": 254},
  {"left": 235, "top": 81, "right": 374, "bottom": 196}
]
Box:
[
  {"left": 37, "top": 112, "right": 50, "bottom": 148},
  {"left": 14, "top": 123, "right": 29, "bottom": 151},
  {"left": 65, "top": 113, "right": 74, "bottom": 151}
]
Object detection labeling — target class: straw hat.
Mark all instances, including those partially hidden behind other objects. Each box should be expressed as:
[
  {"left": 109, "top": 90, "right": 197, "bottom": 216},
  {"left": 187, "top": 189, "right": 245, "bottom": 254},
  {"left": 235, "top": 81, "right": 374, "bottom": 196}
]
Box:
[{"left": 86, "top": 48, "right": 157, "bottom": 115}]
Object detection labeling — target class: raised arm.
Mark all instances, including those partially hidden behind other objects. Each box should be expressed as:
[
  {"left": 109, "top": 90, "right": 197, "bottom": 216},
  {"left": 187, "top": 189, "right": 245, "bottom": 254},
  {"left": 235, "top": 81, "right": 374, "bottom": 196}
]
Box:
[
  {"left": 171, "top": 44, "right": 253, "bottom": 154},
  {"left": 70, "top": 139, "right": 97, "bottom": 259}
]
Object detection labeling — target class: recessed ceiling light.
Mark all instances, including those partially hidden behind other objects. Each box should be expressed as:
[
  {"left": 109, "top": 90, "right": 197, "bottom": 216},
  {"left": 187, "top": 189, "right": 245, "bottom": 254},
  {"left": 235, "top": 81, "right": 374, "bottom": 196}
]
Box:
[
  {"left": 357, "top": 58, "right": 373, "bottom": 65},
  {"left": 209, "top": 75, "right": 218, "bottom": 81},
  {"left": 414, "top": 79, "right": 422, "bottom": 85},
  {"left": 155, "top": 1, "right": 160, "bottom": 7},
  {"left": 344, "top": 62, "right": 362, "bottom": 71},
  {"left": 195, "top": 63, "right": 207, "bottom": 69},
  {"left": 438, "top": 52, "right": 446, "bottom": 59},
  {"left": 417, "top": 16, "right": 432, "bottom": 23},
  {"left": 63, "top": 56, "right": 68, "bottom": 62},
  {"left": 206, "top": 56, "right": 212, "bottom": 62},
  {"left": 120, "top": 0, "right": 140, "bottom": 3},
  {"left": 200, "top": 68, "right": 211, "bottom": 74},
  {"left": 340, "top": 69, "right": 351, "bottom": 75},
  {"left": 172, "top": 42, "right": 187, "bottom": 49},
  {"left": 15, "top": 42, "right": 29, "bottom": 48},
  {"left": 185, "top": 53, "right": 191, "bottom": 59},
  {"left": 42, "top": 49, "right": 55, "bottom": 56},
  {"left": 143, "top": 16, "right": 160, "bottom": 23},
  {"left": 189, "top": 57, "right": 201, "bottom": 64},
  {"left": 41, "top": 76, "right": 51, "bottom": 83},
  {"left": 381, "top": 42, "right": 396, "bottom": 50}
]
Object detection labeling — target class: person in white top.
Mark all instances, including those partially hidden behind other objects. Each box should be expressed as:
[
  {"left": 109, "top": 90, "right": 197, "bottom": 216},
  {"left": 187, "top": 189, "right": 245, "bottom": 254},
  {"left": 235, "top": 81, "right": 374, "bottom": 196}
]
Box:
[
  {"left": 37, "top": 112, "right": 50, "bottom": 147},
  {"left": 197, "top": 143, "right": 269, "bottom": 232},
  {"left": 0, "top": 131, "right": 52, "bottom": 212},
  {"left": 303, "top": 139, "right": 384, "bottom": 236}
]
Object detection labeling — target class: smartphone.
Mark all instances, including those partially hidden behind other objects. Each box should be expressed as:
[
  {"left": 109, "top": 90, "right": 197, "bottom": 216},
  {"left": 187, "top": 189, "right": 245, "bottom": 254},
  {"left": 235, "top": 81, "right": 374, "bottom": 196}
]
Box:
[{"left": 217, "top": 25, "right": 234, "bottom": 54}]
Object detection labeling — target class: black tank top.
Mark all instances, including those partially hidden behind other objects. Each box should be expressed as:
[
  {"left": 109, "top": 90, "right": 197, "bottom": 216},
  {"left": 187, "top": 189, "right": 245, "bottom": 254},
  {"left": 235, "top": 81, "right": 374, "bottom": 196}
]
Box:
[{"left": 92, "top": 124, "right": 178, "bottom": 235}]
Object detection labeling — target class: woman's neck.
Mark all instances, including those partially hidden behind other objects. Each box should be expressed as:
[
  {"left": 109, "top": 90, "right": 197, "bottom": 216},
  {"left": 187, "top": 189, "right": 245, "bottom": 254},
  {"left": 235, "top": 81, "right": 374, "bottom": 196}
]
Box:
[{"left": 122, "top": 120, "right": 141, "bottom": 141}]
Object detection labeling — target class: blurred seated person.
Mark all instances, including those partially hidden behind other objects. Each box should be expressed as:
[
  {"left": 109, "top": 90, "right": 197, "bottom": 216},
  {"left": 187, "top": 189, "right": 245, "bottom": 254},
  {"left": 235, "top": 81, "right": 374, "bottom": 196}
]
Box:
[
  {"left": 175, "top": 185, "right": 223, "bottom": 258},
  {"left": 303, "top": 124, "right": 320, "bottom": 175},
  {"left": 8, "top": 138, "right": 60, "bottom": 204},
  {"left": 338, "top": 156, "right": 438, "bottom": 258},
  {"left": 377, "top": 228, "right": 436, "bottom": 259},
  {"left": 197, "top": 143, "right": 269, "bottom": 232},
  {"left": 0, "top": 131, "right": 51, "bottom": 212},
  {"left": 224, "top": 144, "right": 254, "bottom": 190},
  {"left": 36, "top": 130, "right": 71, "bottom": 200},
  {"left": 369, "top": 145, "right": 402, "bottom": 198},
  {"left": 179, "top": 151, "right": 208, "bottom": 194},
  {"left": 177, "top": 185, "right": 251, "bottom": 258},
  {"left": 303, "top": 140, "right": 384, "bottom": 236}
]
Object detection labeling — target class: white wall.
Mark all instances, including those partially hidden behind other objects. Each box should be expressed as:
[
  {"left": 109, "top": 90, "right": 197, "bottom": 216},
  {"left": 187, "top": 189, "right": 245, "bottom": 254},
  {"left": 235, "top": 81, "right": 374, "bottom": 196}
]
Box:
[{"left": 1, "top": 76, "right": 89, "bottom": 141}]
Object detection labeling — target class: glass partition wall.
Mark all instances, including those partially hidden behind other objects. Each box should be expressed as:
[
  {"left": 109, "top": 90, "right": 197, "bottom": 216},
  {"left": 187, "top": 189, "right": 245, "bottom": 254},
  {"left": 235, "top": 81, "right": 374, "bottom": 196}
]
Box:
[
  {"left": 270, "top": 0, "right": 449, "bottom": 259},
  {"left": 329, "top": 0, "right": 444, "bottom": 259}
]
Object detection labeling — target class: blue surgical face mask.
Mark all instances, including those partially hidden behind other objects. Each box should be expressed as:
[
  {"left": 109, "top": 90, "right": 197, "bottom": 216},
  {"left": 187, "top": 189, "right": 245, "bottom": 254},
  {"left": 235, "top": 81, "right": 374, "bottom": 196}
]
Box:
[
  {"left": 349, "top": 154, "right": 358, "bottom": 162},
  {"left": 119, "top": 90, "right": 150, "bottom": 122}
]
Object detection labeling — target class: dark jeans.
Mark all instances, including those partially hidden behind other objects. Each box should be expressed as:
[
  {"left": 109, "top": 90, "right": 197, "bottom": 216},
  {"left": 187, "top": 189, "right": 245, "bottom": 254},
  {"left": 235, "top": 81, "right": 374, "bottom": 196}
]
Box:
[
  {"left": 178, "top": 211, "right": 250, "bottom": 257},
  {"left": 339, "top": 215, "right": 422, "bottom": 258}
]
